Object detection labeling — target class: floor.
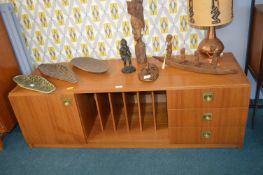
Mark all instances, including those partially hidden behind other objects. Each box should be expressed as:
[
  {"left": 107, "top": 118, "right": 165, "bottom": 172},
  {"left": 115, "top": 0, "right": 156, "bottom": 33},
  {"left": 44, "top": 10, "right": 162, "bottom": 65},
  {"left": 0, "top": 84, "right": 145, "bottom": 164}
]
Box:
[{"left": 0, "top": 109, "right": 263, "bottom": 175}]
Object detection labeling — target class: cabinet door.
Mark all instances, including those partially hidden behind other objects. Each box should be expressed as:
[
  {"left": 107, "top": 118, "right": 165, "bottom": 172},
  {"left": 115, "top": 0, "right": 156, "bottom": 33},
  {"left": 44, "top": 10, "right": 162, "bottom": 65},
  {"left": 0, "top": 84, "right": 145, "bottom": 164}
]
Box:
[{"left": 9, "top": 94, "right": 87, "bottom": 145}]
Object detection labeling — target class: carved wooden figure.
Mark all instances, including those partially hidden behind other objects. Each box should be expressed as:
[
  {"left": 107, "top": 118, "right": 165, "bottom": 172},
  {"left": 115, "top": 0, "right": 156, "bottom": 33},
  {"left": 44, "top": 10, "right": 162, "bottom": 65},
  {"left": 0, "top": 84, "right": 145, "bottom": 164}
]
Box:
[
  {"left": 180, "top": 48, "right": 186, "bottom": 62},
  {"left": 127, "top": 0, "right": 147, "bottom": 64},
  {"left": 119, "top": 39, "right": 136, "bottom": 73},
  {"left": 210, "top": 46, "right": 218, "bottom": 68},
  {"left": 166, "top": 34, "right": 173, "bottom": 59},
  {"left": 138, "top": 62, "right": 159, "bottom": 81},
  {"left": 212, "top": 53, "right": 219, "bottom": 68},
  {"left": 194, "top": 50, "right": 200, "bottom": 66}
]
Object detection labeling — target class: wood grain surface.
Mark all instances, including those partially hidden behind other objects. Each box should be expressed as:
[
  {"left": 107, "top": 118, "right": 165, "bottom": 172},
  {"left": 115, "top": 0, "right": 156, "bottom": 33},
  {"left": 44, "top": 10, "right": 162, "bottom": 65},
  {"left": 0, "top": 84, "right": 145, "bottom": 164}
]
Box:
[
  {"left": 75, "top": 93, "right": 97, "bottom": 139},
  {"left": 0, "top": 140, "right": 3, "bottom": 151},
  {"left": 169, "top": 127, "right": 244, "bottom": 145},
  {"left": 9, "top": 53, "right": 249, "bottom": 96},
  {"left": 8, "top": 53, "right": 250, "bottom": 148},
  {"left": 9, "top": 94, "right": 86, "bottom": 145},
  {"left": 167, "top": 87, "right": 250, "bottom": 109},
  {"left": 0, "top": 15, "right": 19, "bottom": 133},
  {"left": 248, "top": 4, "right": 263, "bottom": 78},
  {"left": 168, "top": 108, "right": 248, "bottom": 127}
]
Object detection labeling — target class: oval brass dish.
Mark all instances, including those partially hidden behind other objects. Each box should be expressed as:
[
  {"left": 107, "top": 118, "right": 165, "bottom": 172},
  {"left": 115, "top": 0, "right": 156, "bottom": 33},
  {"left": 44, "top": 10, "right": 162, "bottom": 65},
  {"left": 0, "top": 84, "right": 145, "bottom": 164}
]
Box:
[
  {"left": 38, "top": 63, "right": 78, "bottom": 83},
  {"left": 70, "top": 57, "right": 109, "bottom": 73},
  {"left": 13, "top": 75, "right": 56, "bottom": 94}
]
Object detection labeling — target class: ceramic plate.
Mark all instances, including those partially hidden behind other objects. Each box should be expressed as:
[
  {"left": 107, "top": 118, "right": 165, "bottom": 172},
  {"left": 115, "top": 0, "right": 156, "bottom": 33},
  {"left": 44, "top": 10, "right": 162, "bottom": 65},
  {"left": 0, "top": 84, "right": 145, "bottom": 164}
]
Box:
[{"left": 13, "top": 75, "right": 56, "bottom": 93}]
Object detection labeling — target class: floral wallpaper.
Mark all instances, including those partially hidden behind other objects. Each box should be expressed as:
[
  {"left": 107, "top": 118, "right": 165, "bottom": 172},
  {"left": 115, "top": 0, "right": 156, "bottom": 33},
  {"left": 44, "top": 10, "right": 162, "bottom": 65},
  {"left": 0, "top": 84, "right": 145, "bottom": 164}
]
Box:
[{"left": 9, "top": 0, "right": 204, "bottom": 64}]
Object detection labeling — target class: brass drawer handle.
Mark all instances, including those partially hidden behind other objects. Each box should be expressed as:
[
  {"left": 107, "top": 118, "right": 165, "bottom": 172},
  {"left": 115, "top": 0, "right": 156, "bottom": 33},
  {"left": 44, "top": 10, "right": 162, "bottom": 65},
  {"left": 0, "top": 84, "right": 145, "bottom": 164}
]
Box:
[
  {"left": 63, "top": 99, "right": 72, "bottom": 107},
  {"left": 201, "top": 131, "right": 212, "bottom": 139},
  {"left": 203, "top": 92, "right": 214, "bottom": 102},
  {"left": 203, "top": 113, "right": 213, "bottom": 121}
]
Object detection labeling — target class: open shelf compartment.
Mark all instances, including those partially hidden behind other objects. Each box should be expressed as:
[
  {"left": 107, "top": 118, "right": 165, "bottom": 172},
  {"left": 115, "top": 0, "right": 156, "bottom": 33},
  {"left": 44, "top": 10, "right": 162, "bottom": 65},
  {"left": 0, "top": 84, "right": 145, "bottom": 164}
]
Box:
[
  {"left": 75, "top": 91, "right": 168, "bottom": 144},
  {"left": 153, "top": 91, "right": 168, "bottom": 130}
]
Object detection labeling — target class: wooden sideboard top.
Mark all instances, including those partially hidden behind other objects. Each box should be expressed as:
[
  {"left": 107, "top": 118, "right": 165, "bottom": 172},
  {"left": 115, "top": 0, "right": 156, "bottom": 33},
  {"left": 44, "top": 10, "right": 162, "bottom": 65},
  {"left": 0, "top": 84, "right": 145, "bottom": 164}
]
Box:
[{"left": 9, "top": 53, "right": 250, "bottom": 96}]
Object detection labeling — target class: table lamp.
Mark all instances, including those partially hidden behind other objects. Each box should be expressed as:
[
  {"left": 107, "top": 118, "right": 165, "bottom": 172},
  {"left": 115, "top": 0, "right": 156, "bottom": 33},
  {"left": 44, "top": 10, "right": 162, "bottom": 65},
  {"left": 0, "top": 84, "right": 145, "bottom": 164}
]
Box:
[{"left": 188, "top": 0, "right": 233, "bottom": 57}]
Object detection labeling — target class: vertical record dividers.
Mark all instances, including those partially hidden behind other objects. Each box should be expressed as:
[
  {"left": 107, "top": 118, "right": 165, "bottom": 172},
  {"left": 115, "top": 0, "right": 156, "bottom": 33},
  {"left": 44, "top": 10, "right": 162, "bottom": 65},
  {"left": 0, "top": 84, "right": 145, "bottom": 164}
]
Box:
[
  {"left": 136, "top": 92, "right": 143, "bottom": 132},
  {"left": 152, "top": 91, "right": 157, "bottom": 131},
  {"left": 108, "top": 93, "right": 117, "bottom": 132},
  {"left": 122, "top": 92, "right": 130, "bottom": 132},
  {"left": 94, "top": 93, "right": 111, "bottom": 132}
]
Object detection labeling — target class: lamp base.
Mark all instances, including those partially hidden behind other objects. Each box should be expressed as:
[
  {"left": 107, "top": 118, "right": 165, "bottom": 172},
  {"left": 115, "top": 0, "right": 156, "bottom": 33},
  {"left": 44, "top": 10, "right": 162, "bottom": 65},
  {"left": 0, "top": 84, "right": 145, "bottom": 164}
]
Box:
[{"left": 198, "top": 26, "right": 224, "bottom": 58}]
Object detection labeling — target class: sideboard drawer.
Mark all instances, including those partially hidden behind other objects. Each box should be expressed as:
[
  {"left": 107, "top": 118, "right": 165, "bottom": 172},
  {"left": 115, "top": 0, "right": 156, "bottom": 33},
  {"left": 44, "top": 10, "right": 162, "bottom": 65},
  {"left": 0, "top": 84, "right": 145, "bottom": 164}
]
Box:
[
  {"left": 167, "top": 87, "right": 250, "bottom": 109},
  {"left": 168, "top": 108, "right": 248, "bottom": 127},
  {"left": 169, "top": 127, "right": 244, "bottom": 145}
]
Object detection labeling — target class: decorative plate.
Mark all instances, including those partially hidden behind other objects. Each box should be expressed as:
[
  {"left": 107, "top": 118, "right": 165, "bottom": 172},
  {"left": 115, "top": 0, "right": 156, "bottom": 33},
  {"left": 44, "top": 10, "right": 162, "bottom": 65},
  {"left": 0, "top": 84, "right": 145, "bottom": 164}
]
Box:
[
  {"left": 38, "top": 63, "right": 78, "bottom": 83},
  {"left": 70, "top": 57, "right": 109, "bottom": 73},
  {"left": 13, "top": 75, "right": 56, "bottom": 94}
]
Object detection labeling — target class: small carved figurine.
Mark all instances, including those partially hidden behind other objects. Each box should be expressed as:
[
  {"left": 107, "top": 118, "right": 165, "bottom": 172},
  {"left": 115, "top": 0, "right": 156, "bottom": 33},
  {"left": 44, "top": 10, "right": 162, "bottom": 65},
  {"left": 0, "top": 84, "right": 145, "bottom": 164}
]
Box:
[
  {"left": 210, "top": 45, "right": 218, "bottom": 68},
  {"left": 194, "top": 50, "right": 200, "bottom": 66},
  {"left": 119, "top": 39, "right": 136, "bottom": 73},
  {"left": 162, "top": 34, "right": 173, "bottom": 69},
  {"left": 127, "top": 0, "right": 147, "bottom": 64},
  {"left": 180, "top": 48, "right": 186, "bottom": 62},
  {"left": 212, "top": 53, "right": 218, "bottom": 68},
  {"left": 166, "top": 34, "right": 173, "bottom": 59}
]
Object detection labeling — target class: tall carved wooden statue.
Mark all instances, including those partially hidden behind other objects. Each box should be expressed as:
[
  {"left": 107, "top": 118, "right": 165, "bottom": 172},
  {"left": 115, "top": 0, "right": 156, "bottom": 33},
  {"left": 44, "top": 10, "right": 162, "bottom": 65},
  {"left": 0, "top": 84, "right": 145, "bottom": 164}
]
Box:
[{"left": 127, "top": 0, "right": 147, "bottom": 64}]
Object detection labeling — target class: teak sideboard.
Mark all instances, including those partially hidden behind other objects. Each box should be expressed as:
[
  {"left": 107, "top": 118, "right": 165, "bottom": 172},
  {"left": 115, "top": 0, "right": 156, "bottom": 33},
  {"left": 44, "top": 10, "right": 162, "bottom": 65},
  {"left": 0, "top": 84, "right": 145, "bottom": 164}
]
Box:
[{"left": 9, "top": 53, "right": 250, "bottom": 148}]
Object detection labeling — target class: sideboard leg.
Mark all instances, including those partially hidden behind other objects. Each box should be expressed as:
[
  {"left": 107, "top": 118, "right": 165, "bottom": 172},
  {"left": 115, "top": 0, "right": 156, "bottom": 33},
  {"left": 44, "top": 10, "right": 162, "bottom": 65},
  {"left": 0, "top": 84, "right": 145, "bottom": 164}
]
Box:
[
  {"left": 0, "top": 133, "right": 4, "bottom": 151},
  {"left": 252, "top": 83, "right": 261, "bottom": 129},
  {"left": 0, "top": 140, "right": 3, "bottom": 151},
  {"left": 28, "top": 144, "right": 33, "bottom": 149},
  {"left": 251, "top": 47, "right": 263, "bottom": 129}
]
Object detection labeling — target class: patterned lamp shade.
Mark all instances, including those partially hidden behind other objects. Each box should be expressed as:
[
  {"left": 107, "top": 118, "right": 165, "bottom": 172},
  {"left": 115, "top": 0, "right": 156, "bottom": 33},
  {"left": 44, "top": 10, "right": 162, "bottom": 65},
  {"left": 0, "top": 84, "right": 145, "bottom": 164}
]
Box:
[{"left": 188, "top": 0, "right": 233, "bottom": 27}]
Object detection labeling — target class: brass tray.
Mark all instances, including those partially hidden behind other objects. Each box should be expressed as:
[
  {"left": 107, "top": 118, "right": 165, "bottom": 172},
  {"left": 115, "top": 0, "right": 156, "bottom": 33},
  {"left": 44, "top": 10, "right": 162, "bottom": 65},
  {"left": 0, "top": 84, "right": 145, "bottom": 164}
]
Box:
[
  {"left": 13, "top": 75, "right": 56, "bottom": 93},
  {"left": 70, "top": 57, "right": 109, "bottom": 73},
  {"left": 38, "top": 63, "right": 78, "bottom": 83}
]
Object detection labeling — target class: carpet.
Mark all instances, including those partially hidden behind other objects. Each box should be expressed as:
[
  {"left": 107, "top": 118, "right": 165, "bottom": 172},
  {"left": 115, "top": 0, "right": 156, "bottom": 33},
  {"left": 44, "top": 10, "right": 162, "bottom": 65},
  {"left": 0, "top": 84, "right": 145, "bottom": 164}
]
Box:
[{"left": 0, "top": 109, "right": 263, "bottom": 175}]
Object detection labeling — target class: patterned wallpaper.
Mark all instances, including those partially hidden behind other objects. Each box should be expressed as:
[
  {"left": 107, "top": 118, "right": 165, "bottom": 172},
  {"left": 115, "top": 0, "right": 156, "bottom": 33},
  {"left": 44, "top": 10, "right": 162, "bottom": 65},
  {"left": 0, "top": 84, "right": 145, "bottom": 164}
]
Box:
[{"left": 9, "top": 0, "right": 204, "bottom": 64}]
